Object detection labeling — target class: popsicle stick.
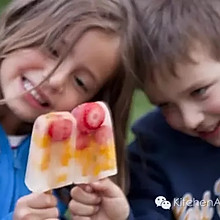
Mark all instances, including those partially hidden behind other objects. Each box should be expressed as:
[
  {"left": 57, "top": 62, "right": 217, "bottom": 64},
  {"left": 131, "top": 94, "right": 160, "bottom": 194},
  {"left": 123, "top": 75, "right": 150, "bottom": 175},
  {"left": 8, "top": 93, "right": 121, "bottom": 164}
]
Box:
[{"left": 45, "top": 190, "right": 52, "bottom": 194}]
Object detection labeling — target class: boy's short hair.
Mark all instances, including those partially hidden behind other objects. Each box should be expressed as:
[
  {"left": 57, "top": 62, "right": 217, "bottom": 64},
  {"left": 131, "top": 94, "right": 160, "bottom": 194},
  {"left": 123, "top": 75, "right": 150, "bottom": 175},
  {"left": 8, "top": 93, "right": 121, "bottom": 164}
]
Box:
[{"left": 139, "top": 0, "right": 220, "bottom": 79}]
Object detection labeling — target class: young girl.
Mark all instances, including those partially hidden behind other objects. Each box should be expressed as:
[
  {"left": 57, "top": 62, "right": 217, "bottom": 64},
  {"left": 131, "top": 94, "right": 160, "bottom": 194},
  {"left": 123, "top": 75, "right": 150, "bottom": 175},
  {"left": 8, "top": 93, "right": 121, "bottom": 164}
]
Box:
[
  {"left": 0, "top": 0, "right": 144, "bottom": 219},
  {"left": 69, "top": 0, "right": 220, "bottom": 220}
]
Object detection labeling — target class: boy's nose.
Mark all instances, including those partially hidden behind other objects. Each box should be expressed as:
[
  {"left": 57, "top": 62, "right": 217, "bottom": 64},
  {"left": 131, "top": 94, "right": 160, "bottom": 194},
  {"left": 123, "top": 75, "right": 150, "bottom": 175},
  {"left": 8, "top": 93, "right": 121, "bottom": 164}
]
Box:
[{"left": 181, "top": 106, "right": 204, "bottom": 130}]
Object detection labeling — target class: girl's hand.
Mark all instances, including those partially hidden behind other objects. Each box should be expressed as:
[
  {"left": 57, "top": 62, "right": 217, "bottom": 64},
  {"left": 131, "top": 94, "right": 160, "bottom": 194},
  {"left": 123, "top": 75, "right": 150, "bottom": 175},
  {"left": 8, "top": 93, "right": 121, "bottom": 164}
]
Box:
[
  {"left": 69, "top": 178, "right": 129, "bottom": 220},
  {"left": 13, "top": 193, "right": 59, "bottom": 220}
]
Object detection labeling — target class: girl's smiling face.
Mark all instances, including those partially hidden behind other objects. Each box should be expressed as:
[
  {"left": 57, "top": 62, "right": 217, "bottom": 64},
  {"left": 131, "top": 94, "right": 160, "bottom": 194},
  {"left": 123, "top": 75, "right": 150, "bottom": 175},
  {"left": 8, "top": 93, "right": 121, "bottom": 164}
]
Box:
[
  {"left": 146, "top": 45, "right": 220, "bottom": 147},
  {"left": 0, "top": 29, "right": 120, "bottom": 123}
]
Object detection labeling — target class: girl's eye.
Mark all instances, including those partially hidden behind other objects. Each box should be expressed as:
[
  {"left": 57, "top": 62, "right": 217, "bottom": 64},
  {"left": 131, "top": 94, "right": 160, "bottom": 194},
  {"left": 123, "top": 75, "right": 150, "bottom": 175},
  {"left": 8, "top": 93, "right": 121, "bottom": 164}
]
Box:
[
  {"left": 191, "top": 86, "right": 208, "bottom": 97},
  {"left": 74, "top": 76, "right": 88, "bottom": 92}
]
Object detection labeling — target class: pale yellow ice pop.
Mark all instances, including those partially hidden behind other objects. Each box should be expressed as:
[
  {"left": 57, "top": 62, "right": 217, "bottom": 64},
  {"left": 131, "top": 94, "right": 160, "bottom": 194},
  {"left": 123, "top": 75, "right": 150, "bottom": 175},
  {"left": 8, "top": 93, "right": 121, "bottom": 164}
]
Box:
[
  {"left": 71, "top": 101, "right": 117, "bottom": 184},
  {"left": 25, "top": 112, "right": 77, "bottom": 192},
  {"left": 25, "top": 101, "right": 117, "bottom": 192}
]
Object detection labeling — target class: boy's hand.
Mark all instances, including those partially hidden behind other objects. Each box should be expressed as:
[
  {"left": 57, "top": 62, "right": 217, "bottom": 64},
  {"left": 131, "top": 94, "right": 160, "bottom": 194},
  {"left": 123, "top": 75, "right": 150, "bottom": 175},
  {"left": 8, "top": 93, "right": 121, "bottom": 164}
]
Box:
[
  {"left": 69, "top": 178, "right": 129, "bottom": 220},
  {"left": 14, "top": 193, "right": 59, "bottom": 220}
]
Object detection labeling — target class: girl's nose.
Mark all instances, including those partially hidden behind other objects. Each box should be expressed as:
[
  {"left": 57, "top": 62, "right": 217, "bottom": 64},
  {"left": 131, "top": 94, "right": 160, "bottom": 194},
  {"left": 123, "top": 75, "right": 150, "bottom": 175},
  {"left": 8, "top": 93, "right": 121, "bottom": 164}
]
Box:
[
  {"left": 48, "top": 73, "right": 66, "bottom": 93},
  {"left": 181, "top": 105, "right": 204, "bottom": 130},
  {"left": 45, "top": 66, "right": 69, "bottom": 94}
]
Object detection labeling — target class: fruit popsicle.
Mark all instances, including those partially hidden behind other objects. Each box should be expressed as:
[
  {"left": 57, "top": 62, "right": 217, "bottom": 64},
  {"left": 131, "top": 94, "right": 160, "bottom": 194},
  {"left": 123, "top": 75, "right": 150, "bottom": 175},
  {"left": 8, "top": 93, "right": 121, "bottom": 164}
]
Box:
[
  {"left": 25, "top": 112, "right": 77, "bottom": 193},
  {"left": 71, "top": 101, "right": 117, "bottom": 184},
  {"left": 25, "top": 101, "right": 117, "bottom": 192}
]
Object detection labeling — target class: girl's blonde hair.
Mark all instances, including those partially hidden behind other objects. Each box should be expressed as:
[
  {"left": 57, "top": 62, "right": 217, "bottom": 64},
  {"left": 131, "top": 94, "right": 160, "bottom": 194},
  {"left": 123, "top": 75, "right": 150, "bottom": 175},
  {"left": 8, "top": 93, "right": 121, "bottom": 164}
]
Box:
[{"left": 0, "top": 0, "right": 145, "bottom": 196}]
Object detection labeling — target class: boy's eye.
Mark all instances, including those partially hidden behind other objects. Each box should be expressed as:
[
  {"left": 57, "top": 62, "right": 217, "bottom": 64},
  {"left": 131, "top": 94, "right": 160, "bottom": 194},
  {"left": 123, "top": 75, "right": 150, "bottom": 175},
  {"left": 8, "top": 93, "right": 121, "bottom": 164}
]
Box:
[
  {"left": 74, "top": 76, "right": 88, "bottom": 92},
  {"left": 191, "top": 86, "right": 208, "bottom": 97}
]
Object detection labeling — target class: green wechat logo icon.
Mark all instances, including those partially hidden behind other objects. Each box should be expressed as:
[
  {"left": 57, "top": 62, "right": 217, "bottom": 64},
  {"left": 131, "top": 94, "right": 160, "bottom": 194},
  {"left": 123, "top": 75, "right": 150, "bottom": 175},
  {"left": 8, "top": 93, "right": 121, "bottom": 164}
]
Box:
[{"left": 155, "top": 196, "right": 171, "bottom": 210}]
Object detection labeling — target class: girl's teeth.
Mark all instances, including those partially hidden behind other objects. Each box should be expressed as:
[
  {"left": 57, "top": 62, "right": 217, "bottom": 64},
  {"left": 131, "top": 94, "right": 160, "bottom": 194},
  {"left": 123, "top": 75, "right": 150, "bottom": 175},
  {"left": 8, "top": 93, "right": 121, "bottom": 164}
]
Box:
[
  {"left": 24, "top": 80, "right": 33, "bottom": 91},
  {"left": 23, "top": 79, "right": 45, "bottom": 104},
  {"left": 30, "top": 90, "right": 42, "bottom": 102}
]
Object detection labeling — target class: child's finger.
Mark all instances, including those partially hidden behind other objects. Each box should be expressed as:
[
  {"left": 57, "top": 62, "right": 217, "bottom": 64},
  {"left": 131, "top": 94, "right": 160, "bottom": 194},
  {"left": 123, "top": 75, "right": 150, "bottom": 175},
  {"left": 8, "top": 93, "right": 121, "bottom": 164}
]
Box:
[
  {"left": 68, "top": 199, "right": 99, "bottom": 216},
  {"left": 44, "top": 219, "right": 59, "bottom": 220},
  {"left": 25, "top": 193, "right": 57, "bottom": 208},
  {"left": 70, "top": 186, "right": 101, "bottom": 205},
  {"left": 14, "top": 206, "right": 59, "bottom": 219},
  {"left": 71, "top": 216, "right": 91, "bottom": 220},
  {"left": 32, "top": 207, "right": 59, "bottom": 219},
  {"left": 90, "top": 178, "right": 123, "bottom": 198},
  {"left": 79, "top": 184, "right": 93, "bottom": 193}
]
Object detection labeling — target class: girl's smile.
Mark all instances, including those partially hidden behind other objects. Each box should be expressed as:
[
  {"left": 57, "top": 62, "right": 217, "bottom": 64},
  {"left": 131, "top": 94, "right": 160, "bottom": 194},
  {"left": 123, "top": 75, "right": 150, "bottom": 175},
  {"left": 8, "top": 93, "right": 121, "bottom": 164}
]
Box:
[
  {"left": 22, "top": 75, "right": 51, "bottom": 110},
  {"left": 0, "top": 30, "right": 120, "bottom": 128}
]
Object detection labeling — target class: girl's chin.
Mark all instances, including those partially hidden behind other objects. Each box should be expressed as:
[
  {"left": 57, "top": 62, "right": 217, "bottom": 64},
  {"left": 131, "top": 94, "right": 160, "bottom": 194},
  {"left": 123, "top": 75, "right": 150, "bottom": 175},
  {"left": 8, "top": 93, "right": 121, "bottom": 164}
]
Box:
[{"left": 6, "top": 102, "right": 36, "bottom": 122}]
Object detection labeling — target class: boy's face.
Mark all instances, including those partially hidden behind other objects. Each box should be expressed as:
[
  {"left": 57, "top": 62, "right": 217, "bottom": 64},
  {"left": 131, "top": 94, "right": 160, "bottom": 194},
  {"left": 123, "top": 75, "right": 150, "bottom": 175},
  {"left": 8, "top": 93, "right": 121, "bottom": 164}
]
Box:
[
  {"left": 146, "top": 45, "right": 220, "bottom": 147},
  {"left": 0, "top": 30, "right": 120, "bottom": 123}
]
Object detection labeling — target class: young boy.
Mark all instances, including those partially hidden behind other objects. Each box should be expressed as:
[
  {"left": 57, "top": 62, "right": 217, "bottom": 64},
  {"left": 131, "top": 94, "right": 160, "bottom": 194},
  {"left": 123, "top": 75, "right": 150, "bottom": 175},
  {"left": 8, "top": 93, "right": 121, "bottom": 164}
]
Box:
[
  {"left": 128, "top": 0, "right": 220, "bottom": 219},
  {"left": 62, "top": 1, "right": 220, "bottom": 219}
]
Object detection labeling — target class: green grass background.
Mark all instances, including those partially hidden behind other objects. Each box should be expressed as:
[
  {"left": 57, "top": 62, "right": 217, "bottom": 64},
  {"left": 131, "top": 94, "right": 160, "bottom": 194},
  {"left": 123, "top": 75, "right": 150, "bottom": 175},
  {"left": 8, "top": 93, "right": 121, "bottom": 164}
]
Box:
[
  {"left": 127, "top": 90, "right": 154, "bottom": 142},
  {"left": 0, "top": 0, "right": 8, "bottom": 6}
]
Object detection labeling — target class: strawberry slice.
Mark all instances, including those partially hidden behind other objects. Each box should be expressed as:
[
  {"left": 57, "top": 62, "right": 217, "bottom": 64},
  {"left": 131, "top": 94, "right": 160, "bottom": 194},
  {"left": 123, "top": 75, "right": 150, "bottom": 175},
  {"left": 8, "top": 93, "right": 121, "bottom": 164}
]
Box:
[
  {"left": 84, "top": 103, "right": 105, "bottom": 129},
  {"left": 71, "top": 104, "right": 85, "bottom": 118},
  {"left": 76, "top": 133, "right": 90, "bottom": 150},
  {"left": 72, "top": 102, "right": 105, "bottom": 133},
  {"left": 48, "top": 118, "right": 73, "bottom": 141},
  {"left": 94, "top": 125, "right": 113, "bottom": 145}
]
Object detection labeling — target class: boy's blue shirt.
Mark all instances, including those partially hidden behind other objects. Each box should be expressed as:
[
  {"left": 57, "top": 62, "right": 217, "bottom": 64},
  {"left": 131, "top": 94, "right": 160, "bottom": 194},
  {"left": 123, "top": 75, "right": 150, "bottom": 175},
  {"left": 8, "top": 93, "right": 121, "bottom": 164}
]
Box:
[
  {"left": 0, "top": 124, "right": 67, "bottom": 219},
  {"left": 128, "top": 108, "right": 220, "bottom": 220}
]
